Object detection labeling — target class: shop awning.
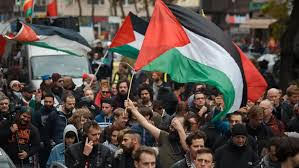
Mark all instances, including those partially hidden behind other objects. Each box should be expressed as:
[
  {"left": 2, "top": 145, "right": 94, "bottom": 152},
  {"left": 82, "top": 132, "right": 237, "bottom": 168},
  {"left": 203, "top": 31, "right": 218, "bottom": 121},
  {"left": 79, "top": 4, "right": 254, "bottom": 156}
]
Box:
[{"left": 240, "top": 19, "right": 277, "bottom": 29}]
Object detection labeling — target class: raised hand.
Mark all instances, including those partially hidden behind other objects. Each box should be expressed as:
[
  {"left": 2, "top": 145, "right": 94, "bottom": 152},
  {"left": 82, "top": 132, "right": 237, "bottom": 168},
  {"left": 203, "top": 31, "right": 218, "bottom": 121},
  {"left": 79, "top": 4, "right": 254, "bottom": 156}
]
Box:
[{"left": 83, "top": 137, "right": 93, "bottom": 156}]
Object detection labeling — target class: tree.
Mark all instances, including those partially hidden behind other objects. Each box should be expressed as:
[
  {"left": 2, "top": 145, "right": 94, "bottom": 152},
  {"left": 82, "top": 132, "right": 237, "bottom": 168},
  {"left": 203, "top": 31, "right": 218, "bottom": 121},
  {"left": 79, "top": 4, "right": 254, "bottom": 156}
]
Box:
[
  {"left": 76, "top": 0, "right": 82, "bottom": 16},
  {"left": 279, "top": 0, "right": 299, "bottom": 90}
]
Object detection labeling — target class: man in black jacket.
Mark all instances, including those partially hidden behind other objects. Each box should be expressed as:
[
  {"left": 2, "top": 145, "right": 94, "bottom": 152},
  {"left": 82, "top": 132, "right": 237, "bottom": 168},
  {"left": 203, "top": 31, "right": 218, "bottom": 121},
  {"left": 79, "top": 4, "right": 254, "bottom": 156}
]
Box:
[
  {"left": 65, "top": 120, "right": 113, "bottom": 168},
  {"left": 171, "top": 130, "right": 206, "bottom": 168},
  {"left": 215, "top": 124, "right": 259, "bottom": 168},
  {"left": 113, "top": 129, "right": 141, "bottom": 168},
  {"left": 0, "top": 107, "right": 40, "bottom": 167}
]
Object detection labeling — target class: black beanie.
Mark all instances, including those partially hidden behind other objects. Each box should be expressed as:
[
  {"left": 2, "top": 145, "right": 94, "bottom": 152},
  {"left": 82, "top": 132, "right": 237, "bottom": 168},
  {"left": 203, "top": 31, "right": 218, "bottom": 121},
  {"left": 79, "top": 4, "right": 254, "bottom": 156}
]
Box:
[{"left": 231, "top": 124, "right": 248, "bottom": 137}]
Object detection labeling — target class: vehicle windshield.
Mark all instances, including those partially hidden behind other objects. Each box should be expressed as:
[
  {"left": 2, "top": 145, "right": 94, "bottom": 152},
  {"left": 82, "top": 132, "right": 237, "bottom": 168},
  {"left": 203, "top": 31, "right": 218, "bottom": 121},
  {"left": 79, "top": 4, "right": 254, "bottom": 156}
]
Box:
[{"left": 31, "top": 55, "right": 90, "bottom": 79}]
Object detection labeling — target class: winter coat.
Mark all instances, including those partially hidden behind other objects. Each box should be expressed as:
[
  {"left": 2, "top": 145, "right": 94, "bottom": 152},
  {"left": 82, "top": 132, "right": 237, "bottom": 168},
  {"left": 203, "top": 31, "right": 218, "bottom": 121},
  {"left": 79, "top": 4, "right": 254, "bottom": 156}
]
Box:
[
  {"left": 65, "top": 141, "right": 113, "bottom": 168},
  {"left": 46, "top": 124, "right": 79, "bottom": 168},
  {"left": 112, "top": 149, "right": 135, "bottom": 168},
  {"left": 170, "top": 153, "right": 194, "bottom": 168},
  {"left": 215, "top": 140, "right": 259, "bottom": 168},
  {"left": 0, "top": 121, "right": 40, "bottom": 165},
  {"left": 46, "top": 110, "right": 69, "bottom": 144}
]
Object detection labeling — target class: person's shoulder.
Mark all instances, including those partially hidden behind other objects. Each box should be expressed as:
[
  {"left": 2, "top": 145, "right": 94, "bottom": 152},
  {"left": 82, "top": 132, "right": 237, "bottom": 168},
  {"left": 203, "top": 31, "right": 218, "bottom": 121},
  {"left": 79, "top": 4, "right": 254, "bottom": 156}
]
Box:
[{"left": 170, "top": 158, "right": 186, "bottom": 168}]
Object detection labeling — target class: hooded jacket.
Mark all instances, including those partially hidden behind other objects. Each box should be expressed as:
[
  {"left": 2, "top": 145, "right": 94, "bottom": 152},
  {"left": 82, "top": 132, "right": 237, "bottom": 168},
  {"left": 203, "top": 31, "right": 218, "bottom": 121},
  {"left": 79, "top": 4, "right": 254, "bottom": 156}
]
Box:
[{"left": 46, "top": 124, "right": 79, "bottom": 168}]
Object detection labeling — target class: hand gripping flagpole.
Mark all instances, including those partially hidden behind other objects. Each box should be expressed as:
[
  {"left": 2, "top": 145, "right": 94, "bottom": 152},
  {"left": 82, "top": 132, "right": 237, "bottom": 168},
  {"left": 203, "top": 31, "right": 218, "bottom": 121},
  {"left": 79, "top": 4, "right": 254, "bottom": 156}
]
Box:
[
  {"left": 89, "top": 50, "right": 109, "bottom": 86},
  {"left": 118, "top": 62, "right": 136, "bottom": 115}
]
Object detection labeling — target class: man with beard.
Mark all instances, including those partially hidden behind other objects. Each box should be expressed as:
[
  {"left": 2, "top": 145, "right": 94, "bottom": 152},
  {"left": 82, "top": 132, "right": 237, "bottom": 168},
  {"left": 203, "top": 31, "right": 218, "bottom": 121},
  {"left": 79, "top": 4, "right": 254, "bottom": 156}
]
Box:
[
  {"left": 171, "top": 130, "right": 206, "bottom": 168},
  {"left": 125, "top": 99, "right": 188, "bottom": 168},
  {"left": 138, "top": 84, "right": 153, "bottom": 109},
  {"left": 46, "top": 94, "right": 76, "bottom": 145},
  {"left": 0, "top": 107, "right": 40, "bottom": 167},
  {"left": 31, "top": 94, "right": 57, "bottom": 168},
  {"left": 113, "top": 129, "right": 141, "bottom": 168},
  {"left": 51, "top": 73, "right": 64, "bottom": 104},
  {"left": 46, "top": 124, "right": 79, "bottom": 167},
  {"left": 112, "top": 80, "right": 129, "bottom": 109},
  {"left": 215, "top": 124, "right": 259, "bottom": 168},
  {"left": 63, "top": 76, "right": 76, "bottom": 95},
  {"left": 65, "top": 120, "right": 113, "bottom": 168}
]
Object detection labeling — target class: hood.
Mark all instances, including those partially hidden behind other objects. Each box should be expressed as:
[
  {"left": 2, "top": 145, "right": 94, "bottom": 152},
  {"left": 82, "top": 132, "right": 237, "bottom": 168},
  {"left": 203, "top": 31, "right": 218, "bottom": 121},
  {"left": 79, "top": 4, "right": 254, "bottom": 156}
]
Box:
[{"left": 63, "top": 124, "right": 79, "bottom": 145}]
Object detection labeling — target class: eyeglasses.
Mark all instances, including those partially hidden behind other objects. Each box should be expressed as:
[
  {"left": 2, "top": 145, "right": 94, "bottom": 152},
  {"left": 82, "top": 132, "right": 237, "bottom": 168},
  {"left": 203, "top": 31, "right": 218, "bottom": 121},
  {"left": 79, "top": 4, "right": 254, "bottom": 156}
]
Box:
[{"left": 102, "top": 91, "right": 110, "bottom": 94}]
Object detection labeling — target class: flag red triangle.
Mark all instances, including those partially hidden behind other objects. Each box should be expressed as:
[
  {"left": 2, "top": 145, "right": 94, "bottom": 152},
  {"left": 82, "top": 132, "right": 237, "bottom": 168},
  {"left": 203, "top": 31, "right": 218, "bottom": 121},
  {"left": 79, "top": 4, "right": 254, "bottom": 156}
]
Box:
[
  {"left": 5, "top": 23, "right": 39, "bottom": 42},
  {"left": 235, "top": 45, "right": 268, "bottom": 102},
  {"left": 110, "top": 13, "right": 135, "bottom": 48},
  {"left": 134, "top": 0, "right": 190, "bottom": 71}
]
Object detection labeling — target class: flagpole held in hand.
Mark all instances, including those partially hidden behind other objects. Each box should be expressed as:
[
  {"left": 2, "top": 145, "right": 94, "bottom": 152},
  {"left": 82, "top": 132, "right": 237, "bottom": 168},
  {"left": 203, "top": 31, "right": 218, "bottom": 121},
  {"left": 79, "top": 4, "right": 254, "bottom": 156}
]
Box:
[
  {"left": 118, "top": 62, "right": 136, "bottom": 116},
  {"left": 89, "top": 50, "right": 109, "bottom": 87}
]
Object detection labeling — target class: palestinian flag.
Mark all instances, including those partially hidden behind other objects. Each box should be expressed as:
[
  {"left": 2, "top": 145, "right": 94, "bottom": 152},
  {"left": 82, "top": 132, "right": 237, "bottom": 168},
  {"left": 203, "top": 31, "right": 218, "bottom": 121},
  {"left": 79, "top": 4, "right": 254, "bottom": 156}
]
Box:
[
  {"left": 47, "top": 0, "right": 58, "bottom": 17},
  {"left": 4, "top": 22, "right": 91, "bottom": 56},
  {"left": 23, "top": 0, "right": 34, "bottom": 18},
  {"left": 109, "top": 12, "right": 148, "bottom": 59},
  {"left": 135, "top": 0, "right": 267, "bottom": 120}
]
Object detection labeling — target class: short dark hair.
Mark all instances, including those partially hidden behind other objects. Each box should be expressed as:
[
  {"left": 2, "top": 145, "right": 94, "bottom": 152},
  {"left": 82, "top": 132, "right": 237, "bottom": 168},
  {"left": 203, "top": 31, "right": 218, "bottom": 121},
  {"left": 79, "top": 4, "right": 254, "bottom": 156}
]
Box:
[
  {"left": 139, "top": 107, "right": 153, "bottom": 119},
  {"left": 83, "top": 120, "right": 100, "bottom": 135},
  {"left": 123, "top": 129, "right": 141, "bottom": 144},
  {"left": 153, "top": 100, "right": 164, "bottom": 111},
  {"left": 276, "top": 137, "right": 299, "bottom": 162},
  {"left": 133, "top": 146, "right": 157, "bottom": 162},
  {"left": 185, "top": 130, "right": 207, "bottom": 146},
  {"left": 227, "top": 112, "right": 243, "bottom": 120},
  {"left": 101, "top": 98, "right": 113, "bottom": 106},
  {"left": 44, "top": 93, "right": 54, "bottom": 100},
  {"left": 196, "top": 148, "right": 214, "bottom": 160},
  {"left": 248, "top": 105, "right": 263, "bottom": 119}
]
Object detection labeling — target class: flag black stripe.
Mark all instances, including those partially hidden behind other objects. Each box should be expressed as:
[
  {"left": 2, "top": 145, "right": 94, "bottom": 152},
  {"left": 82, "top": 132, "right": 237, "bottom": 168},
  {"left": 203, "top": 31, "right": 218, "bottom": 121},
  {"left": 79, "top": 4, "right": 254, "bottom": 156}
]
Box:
[
  {"left": 167, "top": 3, "right": 247, "bottom": 106},
  {"left": 129, "top": 12, "right": 149, "bottom": 35}
]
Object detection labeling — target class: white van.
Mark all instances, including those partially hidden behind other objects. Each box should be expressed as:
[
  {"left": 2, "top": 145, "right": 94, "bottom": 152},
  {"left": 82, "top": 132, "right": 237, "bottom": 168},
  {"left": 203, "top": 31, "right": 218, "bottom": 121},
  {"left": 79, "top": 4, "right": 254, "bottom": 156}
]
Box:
[{"left": 22, "top": 45, "right": 91, "bottom": 89}]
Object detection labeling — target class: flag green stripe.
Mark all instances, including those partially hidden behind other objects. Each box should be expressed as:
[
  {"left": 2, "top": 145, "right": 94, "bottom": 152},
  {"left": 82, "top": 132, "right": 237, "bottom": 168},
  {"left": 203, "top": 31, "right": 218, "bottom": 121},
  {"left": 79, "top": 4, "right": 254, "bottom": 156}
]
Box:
[
  {"left": 143, "top": 48, "right": 235, "bottom": 121},
  {"left": 109, "top": 44, "right": 139, "bottom": 59},
  {"left": 25, "top": 42, "right": 81, "bottom": 56},
  {"left": 25, "top": 8, "right": 33, "bottom": 17}
]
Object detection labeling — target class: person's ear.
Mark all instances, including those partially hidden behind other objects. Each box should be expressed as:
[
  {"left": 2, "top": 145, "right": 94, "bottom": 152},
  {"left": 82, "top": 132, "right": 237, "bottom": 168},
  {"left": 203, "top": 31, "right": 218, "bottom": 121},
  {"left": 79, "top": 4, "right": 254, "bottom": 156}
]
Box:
[{"left": 134, "top": 161, "right": 138, "bottom": 168}]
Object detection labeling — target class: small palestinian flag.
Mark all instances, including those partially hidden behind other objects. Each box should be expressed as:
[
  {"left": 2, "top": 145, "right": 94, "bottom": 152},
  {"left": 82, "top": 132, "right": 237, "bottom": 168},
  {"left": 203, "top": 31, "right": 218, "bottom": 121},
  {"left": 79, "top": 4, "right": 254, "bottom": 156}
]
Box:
[
  {"left": 109, "top": 12, "right": 148, "bottom": 59},
  {"left": 4, "top": 22, "right": 91, "bottom": 56},
  {"left": 23, "top": 0, "right": 34, "bottom": 18},
  {"left": 135, "top": 0, "right": 268, "bottom": 120},
  {"left": 47, "top": 0, "right": 58, "bottom": 17}
]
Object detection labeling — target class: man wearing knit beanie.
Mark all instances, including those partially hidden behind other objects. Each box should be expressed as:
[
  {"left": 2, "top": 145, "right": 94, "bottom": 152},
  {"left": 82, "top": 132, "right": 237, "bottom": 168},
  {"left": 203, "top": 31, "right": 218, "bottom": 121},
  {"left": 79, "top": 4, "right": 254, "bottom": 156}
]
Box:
[{"left": 215, "top": 123, "right": 259, "bottom": 168}]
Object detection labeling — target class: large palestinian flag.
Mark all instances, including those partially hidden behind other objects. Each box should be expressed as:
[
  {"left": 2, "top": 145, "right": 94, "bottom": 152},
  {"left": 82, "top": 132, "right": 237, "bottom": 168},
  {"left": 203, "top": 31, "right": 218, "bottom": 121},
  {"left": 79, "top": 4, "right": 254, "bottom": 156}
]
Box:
[
  {"left": 4, "top": 22, "right": 91, "bottom": 56},
  {"left": 109, "top": 12, "right": 148, "bottom": 59},
  {"left": 135, "top": 0, "right": 267, "bottom": 120}
]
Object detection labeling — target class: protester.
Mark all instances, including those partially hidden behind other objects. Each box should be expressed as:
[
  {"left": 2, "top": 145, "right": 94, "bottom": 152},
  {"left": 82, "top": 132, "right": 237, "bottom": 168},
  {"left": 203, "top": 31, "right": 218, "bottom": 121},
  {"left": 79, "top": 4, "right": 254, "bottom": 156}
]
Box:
[
  {"left": 46, "top": 124, "right": 79, "bottom": 167},
  {"left": 133, "top": 146, "right": 158, "bottom": 168},
  {"left": 215, "top": 124, "right": 259, "bottom": 168},
  {"left": 0, "top": 107, "right": 40, "bottom": 167},
  {"left": 65, "top": 120, "right": 113, "bottom": 167}
]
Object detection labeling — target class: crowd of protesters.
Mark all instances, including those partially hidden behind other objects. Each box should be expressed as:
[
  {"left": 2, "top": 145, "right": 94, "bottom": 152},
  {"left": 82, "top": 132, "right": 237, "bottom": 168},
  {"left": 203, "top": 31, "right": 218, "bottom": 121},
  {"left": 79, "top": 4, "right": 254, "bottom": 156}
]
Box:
[{"left": 0, "top": 52, "right": 299, "bottom": 168}]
